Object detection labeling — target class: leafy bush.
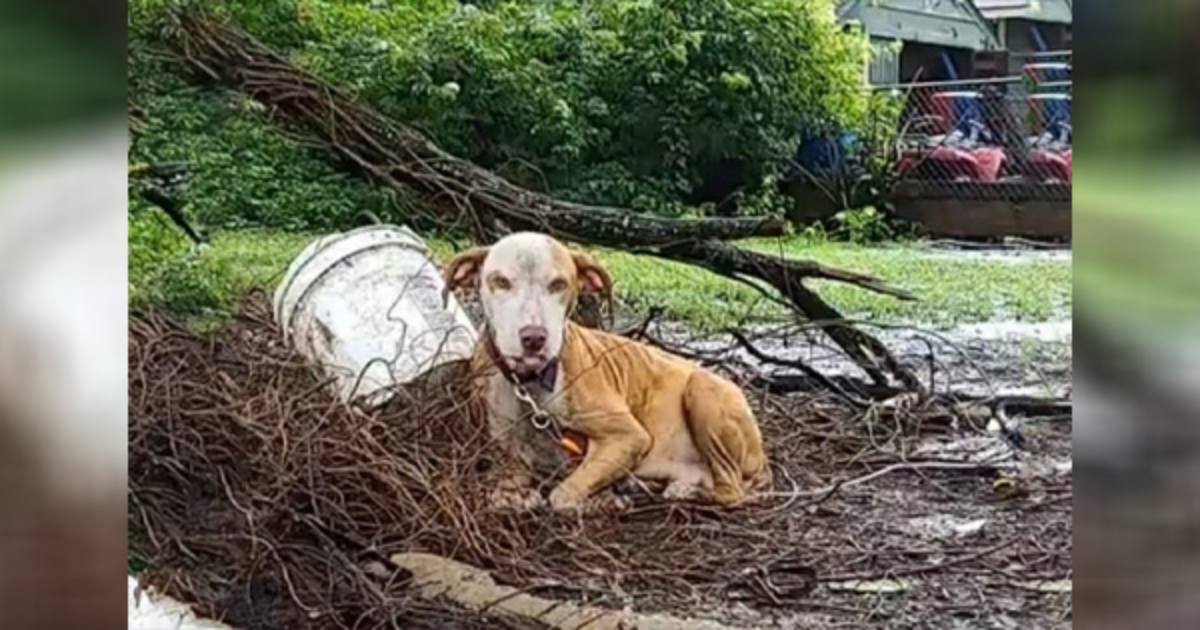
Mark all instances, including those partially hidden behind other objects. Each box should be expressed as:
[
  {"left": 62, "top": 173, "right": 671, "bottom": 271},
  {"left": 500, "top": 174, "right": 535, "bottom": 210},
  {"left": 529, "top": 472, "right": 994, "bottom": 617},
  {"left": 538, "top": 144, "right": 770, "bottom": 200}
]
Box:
[
  {"left": 830, "top": 206, "right": 894, "bottom": 244},
  {"left": 129, "top": 21, "right": 419, "bottom": 317},
  {"left": 128, "top": 198, "right": 235, "bottom": 316},
  {"left": 129, "top": 37, "right": 407, "bottom": 231},
  {"left": 213, "top": 0, "right": 870, "bottom": 211}
]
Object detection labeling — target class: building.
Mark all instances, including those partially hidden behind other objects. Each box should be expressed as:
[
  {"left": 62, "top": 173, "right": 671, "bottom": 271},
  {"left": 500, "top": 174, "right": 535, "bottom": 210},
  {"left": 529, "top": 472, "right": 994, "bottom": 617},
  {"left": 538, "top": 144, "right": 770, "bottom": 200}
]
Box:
[
  {"left": 837, "top": 0, "right": 1000, "bottom": 85},
  {"left": 974, "top": 0, "right": 1072, "bottom": 55}
]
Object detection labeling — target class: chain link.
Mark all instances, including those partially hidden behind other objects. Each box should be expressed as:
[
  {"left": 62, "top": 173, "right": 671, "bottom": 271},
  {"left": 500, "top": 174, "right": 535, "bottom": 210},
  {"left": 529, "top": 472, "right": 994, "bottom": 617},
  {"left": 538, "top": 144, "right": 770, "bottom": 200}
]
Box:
[{"left": 510, "top": 381, "right": 553, "bottom": 431}]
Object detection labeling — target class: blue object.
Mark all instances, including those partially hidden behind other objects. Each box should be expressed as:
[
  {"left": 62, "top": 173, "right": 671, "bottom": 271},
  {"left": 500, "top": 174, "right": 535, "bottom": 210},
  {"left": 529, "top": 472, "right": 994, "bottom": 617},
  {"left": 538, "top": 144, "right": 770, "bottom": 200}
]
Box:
[
  {"left": 935, "top": 91, "right": 984, "bottom": 136},
  {"left": 1024, "top": 62, "right": 1071, "bottom": 84},
  {"left": 795, "top": 132, "right": 861, "bottom": 175},
  {"left": 1032, "top": 25, "right": 1048, "bottom": 52},
  {"left": 1046, "top": 63, "right": 1070, "bottom": 82},
  {"left": 940, "top": 50, "right": 959, "bottom": 81},
  {"left": 1032, "top": 94, "right": 1072, "bottom": 142}
]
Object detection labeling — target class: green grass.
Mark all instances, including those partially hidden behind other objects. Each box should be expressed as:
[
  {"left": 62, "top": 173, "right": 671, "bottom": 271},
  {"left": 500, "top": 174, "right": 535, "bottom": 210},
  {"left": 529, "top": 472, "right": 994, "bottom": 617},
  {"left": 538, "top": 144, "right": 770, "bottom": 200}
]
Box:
[
  {"left": 141, "top": 227, "right": 1071, "bottom": 332},
  {"left": 597, "top": 238, "right": 1070, "bottom": 329}
]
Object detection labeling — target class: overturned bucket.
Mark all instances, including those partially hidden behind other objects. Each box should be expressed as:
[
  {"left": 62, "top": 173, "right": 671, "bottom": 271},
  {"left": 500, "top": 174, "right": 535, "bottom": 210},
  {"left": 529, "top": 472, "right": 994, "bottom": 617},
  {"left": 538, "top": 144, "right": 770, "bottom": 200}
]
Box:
[{"left": 273, "top": 224, "right": 478, "bottom": 404}]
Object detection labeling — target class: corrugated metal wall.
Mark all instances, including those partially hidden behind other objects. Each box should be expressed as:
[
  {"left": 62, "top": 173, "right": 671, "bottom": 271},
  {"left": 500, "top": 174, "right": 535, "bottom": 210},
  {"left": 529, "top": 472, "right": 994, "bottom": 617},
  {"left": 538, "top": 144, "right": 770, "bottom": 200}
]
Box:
[{"left": 868, "top": 38, "right": 901, "bottom": 85}]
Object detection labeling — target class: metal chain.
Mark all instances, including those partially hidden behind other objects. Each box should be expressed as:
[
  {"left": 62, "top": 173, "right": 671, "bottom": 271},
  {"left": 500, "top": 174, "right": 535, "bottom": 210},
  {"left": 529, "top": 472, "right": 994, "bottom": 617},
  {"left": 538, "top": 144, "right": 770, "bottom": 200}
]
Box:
[{"left": 510, "top": 381, "right": 554, "bottom": 431}]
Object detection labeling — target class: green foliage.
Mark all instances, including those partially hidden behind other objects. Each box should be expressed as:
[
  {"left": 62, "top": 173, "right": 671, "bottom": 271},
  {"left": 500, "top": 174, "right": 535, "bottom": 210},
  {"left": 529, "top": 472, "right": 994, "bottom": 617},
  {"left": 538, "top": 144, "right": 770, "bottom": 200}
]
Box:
[
  {"left": 212, "top": 0, "right": 870, "bottom": 211},
  {"left": 830, "top": 207, "right": 893, "bottom": 244},
  {"left": 129, "top": 39, "right": 406, "bottom": 231},
  {"left": 129, "top": 200, "right": 236, "bottom": 317},
  {"left": 129, "top": 23, "right": 415, "bottom": 318}
]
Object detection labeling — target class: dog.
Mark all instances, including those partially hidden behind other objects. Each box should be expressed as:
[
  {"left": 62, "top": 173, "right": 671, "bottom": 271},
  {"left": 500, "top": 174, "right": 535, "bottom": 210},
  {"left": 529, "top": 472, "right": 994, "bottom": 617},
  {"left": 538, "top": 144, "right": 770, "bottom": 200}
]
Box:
[{"left": 443, "top": 232, "right": 771, "bottom": 513}]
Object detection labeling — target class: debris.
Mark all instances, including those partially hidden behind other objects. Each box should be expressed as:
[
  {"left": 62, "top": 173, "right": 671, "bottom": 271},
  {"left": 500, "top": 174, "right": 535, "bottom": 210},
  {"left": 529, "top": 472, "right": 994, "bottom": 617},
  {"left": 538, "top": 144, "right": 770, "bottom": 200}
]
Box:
[
  {"left": 905, "top": 515, "right": 989, "bottom": 539},
  {"left": 952, "top": 518, "right": 989, "bottom": 537},
  {"left": 1012, "top": 579, "right": 1072, "bottom": 594},
  {"left": 129, "top": 576, "right": 234, "bottom": 630},
  {"left": 128, "top": 296, "right": 1072, "bottom": 628},
  {"left": 826, "top": 578, "right": 913, "bottom": 594},
  {"left": 393, "top": 552, "right": 744, "bottom": 630}
]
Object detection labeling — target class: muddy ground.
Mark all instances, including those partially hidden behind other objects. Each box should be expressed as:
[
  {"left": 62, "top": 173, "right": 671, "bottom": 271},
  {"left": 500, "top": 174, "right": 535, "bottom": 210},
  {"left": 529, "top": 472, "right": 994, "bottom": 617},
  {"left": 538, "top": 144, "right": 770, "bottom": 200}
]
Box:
[
  {"left": 613, "top": 328, "right": 1073, "bottom": 628},
  {"left": 617, "top": 247, "right": 1073, "bottom": 628}
]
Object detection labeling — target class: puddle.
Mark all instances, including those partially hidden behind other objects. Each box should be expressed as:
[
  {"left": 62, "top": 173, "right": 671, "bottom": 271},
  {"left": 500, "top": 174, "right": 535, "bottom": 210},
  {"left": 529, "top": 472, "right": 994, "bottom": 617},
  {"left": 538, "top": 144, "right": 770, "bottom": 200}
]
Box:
[
  {"left": 654, "top": 318, "right": 1072, "bottom": 398},
  {"left": 951, "top": 320, "right": 1072, "bottom": 343},
  {"left": 917, "top": 245, "right": 1072, "bottom": 266}
]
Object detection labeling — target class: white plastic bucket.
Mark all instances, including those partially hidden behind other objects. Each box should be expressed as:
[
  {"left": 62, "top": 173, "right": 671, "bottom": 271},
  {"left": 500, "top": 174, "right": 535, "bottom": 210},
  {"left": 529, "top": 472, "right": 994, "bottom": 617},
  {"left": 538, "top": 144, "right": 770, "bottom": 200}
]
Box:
[{"left": 272, "top": 224, "right": 478, "bottom": 404}]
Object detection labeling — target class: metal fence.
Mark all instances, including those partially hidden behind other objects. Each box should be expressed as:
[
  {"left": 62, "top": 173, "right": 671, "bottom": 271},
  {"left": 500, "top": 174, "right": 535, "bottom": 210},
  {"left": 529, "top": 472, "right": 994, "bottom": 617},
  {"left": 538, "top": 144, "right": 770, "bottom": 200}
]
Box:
[{"left": 872, "top": 51, "right": 1071, "bottom": 202}]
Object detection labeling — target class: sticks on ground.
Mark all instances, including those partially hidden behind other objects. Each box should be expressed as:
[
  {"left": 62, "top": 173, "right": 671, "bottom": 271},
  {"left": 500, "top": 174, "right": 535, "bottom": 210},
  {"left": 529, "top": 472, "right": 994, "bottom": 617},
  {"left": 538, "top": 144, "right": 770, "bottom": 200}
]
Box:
[
  {"left": 164, "top": 10, "right": 921, "bottom": 391},
  {"left": 128, "top": 301, "right": 1072, "bottom": 628}
]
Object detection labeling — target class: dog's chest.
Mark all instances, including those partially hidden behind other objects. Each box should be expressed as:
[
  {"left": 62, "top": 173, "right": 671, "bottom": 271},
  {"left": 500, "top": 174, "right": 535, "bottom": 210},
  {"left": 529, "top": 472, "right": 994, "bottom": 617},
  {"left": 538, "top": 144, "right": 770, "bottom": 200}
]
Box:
[
  {"left": 488, "top": 376, "right": 577, "bottom": 475},
  {"left": 522, "top": 385, "right": 576, "bottom": 470}
]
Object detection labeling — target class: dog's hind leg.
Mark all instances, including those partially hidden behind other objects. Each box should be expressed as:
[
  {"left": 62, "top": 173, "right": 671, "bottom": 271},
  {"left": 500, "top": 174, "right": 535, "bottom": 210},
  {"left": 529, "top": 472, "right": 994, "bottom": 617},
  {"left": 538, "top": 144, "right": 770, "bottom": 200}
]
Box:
[{"left": 682, "top": 370, "right": 767, "bottom": 505}]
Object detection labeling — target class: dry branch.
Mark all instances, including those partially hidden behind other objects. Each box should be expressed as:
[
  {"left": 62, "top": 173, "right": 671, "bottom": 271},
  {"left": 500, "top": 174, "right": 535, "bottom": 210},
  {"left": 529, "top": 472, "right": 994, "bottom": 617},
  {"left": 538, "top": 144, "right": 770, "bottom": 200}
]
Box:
[
  {"left": 164, "top": 10, "right": 920, "bottom": 390},
  {"left": 128, "top": 299, "right": 1073, "bottom": 629}
]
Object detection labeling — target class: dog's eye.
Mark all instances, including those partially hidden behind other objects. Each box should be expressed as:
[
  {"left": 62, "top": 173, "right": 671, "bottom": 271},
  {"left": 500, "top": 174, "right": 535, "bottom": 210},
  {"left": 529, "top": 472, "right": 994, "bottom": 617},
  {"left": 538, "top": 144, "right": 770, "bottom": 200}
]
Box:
[
  {"left": 489, "top": 276, "right": 512, "bottom": 291},
  {"left": 548, "top": 278, "right": 568, "bottom": 293}
]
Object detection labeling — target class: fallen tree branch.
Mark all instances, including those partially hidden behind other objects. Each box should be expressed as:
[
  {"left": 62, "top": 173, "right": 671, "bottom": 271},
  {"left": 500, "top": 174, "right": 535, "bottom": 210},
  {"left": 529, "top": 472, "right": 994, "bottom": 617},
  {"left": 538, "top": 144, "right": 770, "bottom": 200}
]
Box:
[
  {"left": 165, "top": 11, "right": 922, "bottom": 390},
  {"left": 170, "top": 14, "right": 785, "bottom": 246},
  {"left": 726, "top": 328, "right": 872, "bottom": 409}
]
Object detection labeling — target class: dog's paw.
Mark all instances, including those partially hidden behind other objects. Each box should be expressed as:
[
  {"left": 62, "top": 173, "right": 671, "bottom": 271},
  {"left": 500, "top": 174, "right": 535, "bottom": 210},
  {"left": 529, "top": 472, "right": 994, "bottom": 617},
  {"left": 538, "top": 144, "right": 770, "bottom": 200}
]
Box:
[
  {"left": 661, "top": 480, "right": 703, "bottom": 501},
  {"left": 548, "top": 485, "right": 587, "bottom": 512},
  {"left": 589, "top": 492, "right": 632, "bottom": 514},
  {"left": 488, "top": 486, "right": 545, "bottom": 512},
  {"left": 549, "top": 486, "right": 630, "bottom": 514}
]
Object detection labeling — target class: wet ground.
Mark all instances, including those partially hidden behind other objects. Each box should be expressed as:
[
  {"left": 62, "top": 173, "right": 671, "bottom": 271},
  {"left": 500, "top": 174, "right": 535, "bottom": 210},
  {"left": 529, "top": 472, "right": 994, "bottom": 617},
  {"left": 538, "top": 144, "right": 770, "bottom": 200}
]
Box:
[
  {"left": 652, "top": 318, "right": 1071, "bottom": 399},
  {"left": 633, "top": 246, "right": 1073, "bottom": 628},
  {"left": 917, "top": 241, "right": 1072, "bottom": 266}
]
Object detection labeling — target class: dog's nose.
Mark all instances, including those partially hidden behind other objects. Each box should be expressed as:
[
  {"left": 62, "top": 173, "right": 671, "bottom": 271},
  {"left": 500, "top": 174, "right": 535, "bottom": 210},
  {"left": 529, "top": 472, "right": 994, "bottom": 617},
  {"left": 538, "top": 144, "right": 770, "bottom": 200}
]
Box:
[{"left": 519, "top": 325, "right": 547, "bottom": 354}]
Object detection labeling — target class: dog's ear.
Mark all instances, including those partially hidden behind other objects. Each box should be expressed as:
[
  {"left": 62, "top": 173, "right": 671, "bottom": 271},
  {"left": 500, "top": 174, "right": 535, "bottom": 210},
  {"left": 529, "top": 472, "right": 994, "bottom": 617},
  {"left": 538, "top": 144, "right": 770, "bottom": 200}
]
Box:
[
  {"left": 442, "top": 246, "right": 489, "bottom": 306},
  {"left": 571, "top": 250, "right": 613, "bottom": 296},
  {"left": 572, "top": 250, "right": 615, "bottom": 328}
]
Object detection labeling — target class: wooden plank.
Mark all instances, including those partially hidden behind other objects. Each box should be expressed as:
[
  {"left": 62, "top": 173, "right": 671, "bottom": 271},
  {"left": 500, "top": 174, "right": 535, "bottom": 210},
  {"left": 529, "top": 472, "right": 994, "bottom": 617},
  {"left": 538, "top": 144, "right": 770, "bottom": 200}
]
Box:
[
  {"left": 892, "top": 196, "right": 1071, "bottom": 239},
  {"left": 892, "top": 180, "right": 1072, "bottom": 202}
]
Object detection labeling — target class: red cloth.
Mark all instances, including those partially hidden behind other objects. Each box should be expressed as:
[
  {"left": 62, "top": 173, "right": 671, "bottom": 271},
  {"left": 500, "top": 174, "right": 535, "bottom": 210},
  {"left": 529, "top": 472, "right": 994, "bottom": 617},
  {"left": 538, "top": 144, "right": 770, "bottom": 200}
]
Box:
[
  {"left": 923, "top": 146, "right": 1006, "bottom": 182},
  {"left": 1028, "top": 149, "right": 1072, "bottom": 182}
]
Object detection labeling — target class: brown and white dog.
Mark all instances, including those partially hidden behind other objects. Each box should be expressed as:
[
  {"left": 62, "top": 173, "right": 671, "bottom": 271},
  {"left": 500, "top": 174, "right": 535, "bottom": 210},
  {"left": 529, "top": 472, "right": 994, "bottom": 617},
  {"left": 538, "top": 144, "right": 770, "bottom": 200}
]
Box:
[{"left": 443, "top": 232, "right": 770, "bottom": 512}]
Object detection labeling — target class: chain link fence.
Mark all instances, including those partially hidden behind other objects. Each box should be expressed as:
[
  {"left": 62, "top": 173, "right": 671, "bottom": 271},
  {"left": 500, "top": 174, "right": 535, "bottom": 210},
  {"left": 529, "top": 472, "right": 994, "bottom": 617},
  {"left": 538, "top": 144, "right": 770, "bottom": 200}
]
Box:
[{"left": 870, "top": 51, "right": 1070, "bottom": 204}]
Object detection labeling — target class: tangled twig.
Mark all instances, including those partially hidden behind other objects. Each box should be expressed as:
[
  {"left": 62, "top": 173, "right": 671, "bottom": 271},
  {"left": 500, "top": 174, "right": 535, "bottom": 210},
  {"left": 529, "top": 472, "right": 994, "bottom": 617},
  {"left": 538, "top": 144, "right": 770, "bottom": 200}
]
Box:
[{"left": 129, "top": 295, "right": 1071, "bottom": 628}]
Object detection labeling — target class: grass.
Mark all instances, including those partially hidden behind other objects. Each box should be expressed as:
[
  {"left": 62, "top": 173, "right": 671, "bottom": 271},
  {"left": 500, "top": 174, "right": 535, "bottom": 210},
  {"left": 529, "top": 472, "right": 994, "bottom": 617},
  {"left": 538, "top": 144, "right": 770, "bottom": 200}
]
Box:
[
  {"left": 141, "top": 223, "right": 1071, "bottom": 333},
  {"left": 600, "top": 238, "right": 1070, "bottom": 329}
]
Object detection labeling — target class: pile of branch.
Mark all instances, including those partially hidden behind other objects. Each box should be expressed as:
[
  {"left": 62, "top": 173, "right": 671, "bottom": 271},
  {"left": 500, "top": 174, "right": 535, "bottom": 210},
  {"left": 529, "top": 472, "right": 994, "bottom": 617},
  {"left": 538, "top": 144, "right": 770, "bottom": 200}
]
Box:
[
  {"left": 163, "top": 10, "right": 919, "bottom": 390},
  {"left": 129, "top": 299, "right": 1072, "bottom": 629}
]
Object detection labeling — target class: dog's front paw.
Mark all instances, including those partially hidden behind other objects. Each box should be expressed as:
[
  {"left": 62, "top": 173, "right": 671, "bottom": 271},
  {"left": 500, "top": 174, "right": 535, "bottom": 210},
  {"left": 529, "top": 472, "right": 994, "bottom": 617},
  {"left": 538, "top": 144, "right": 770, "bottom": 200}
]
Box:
[
  {"left": 549, "top": 485, "right": 629, "bottom": 514},
  {"left": 662, "top": 480, "right": 703, "bottom": 501},
  {"left": 548, "top": 485, "right": 587, "bottom": 513},
  {"left": 488, "top": 485, "right": 545, "bottom": 512}
]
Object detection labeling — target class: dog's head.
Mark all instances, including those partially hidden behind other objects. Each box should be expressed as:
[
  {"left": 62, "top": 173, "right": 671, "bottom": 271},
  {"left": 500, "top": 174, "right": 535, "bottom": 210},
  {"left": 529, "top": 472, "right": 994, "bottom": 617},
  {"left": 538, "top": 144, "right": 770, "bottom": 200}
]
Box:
[{"left": 443, "top": 232, "right": 612, "bottom": 378}]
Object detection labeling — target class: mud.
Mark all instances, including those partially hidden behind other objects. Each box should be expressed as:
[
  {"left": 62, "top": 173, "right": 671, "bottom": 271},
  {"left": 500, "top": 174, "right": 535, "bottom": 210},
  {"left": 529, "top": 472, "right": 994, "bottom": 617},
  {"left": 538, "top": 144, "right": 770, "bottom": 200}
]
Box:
[{"left": 654, "top": 318, "right": 1072, "bottom": 399}]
